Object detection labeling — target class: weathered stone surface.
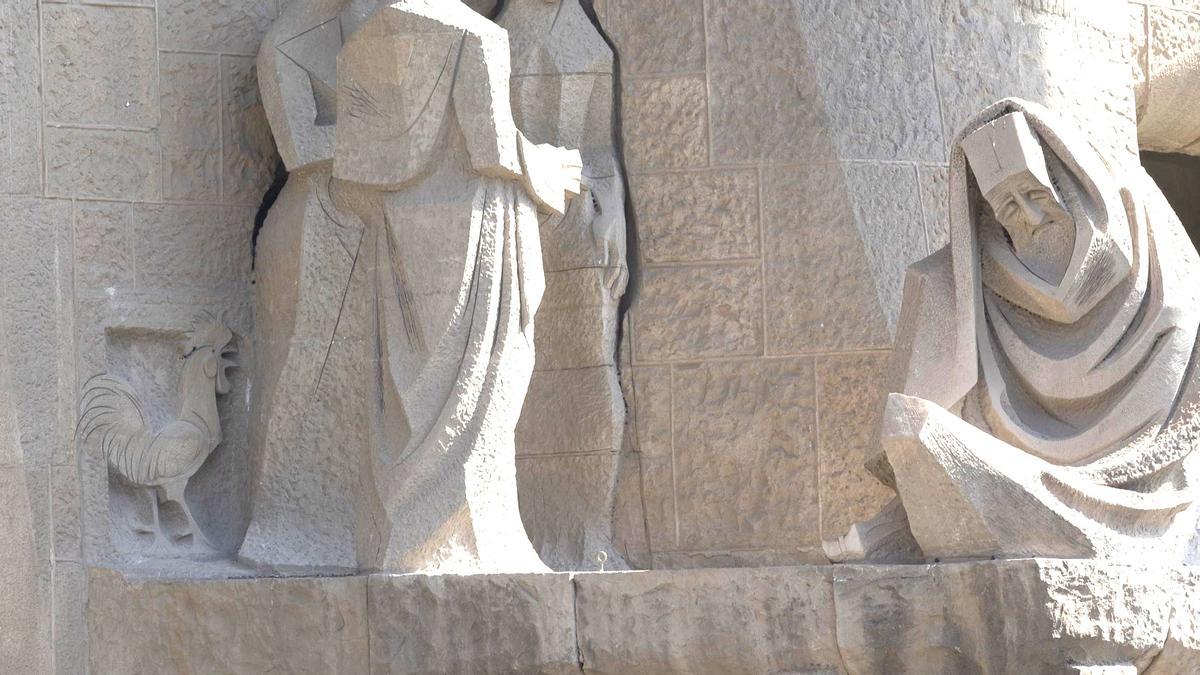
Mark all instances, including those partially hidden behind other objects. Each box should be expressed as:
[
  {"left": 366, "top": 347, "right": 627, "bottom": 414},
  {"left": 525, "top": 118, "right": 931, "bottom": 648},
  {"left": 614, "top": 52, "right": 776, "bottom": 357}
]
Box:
[
  {"left": 368, "top": 573, "right": 578, "bottom": 675},
  {"left": 630, "top": 170, "right": 760, "bottom": 264},
  {"left": 816, "top": 352, "right": 893, "bottom": 542},
  {"left": 51, "top": 464, "right": 82, "bottom": 562},
  {"left": 0, "top": 466, "right": 52, "bottom": 674},
  {"left": 633, "top": 263, "right": 762, "bottom": 362},
  {"left": 160, "top": 52, "right": 221, "bottom": 202},
  {"left": 159, "top": 0, "right": 276, "bottom": 54},
  {"left": 132, "top": 204, "right": 253, "bottom": 294},
  {"left": 605, "top": 0, "right": 705, "bottom": 76},
  {"left": 74, "top": 201, "right": 135, "bottom": 292},
  {"left": 671, "top": 358, "right": 819, "bottom": 555},
  {"left": 762, "top": 163, "right": 891, "bottom": 354},
  {"left": 618, "top": 365, "right": 676, "bottom": 554},
  {"left": 53, "top": 561, "right": 87, "bottom": 675},
  {"left": 221, "top": 56, "right": 277, "bottom": 205},
  {"left": 576, "top": 567, "right": 841, "bottom": 674},
  {"left": 621, "top": 76, "right": 708, "bottom": 171},
  {"left": 706, "top": 0, "right": 837, "bottom": 165},
  {"left": 796, "top": 0, "right": 944, "bottom": 163},
  {"left": 1140, "top": 7, "right": 1200, "bottom": 154},
  {"left": 87, "top": 569, "right": 368, "bottom": 674},
  {"left": 917, "top": 163, "right": 950, "bottom": 251},
  {"left": 43, "top": 5, "right": 158, "bottom": 128},
  {"left": 518, "top": 452, "right": 618, "bottom": 570},
  {"left": 0, "top": 0, "right": 42, "bottom": 194},
  {"left": 45, "top": 127, "right": 159, "bottom": 201},
  {"left": 518, "top": 367, "right": 617, "bottom": 456}
]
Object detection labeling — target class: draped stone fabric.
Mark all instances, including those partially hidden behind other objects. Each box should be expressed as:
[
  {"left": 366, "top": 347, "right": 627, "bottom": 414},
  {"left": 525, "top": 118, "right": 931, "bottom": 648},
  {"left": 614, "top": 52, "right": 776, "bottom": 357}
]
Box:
[{"left": 837, "top": 99, "right": 1200, "bottom": 563}]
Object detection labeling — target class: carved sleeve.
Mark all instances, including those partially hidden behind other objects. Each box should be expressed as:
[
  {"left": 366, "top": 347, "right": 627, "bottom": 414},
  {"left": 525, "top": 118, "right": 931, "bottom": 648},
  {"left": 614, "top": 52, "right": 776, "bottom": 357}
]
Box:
[{"left": 452, "top": 25, "right": 523, "bottom": 180}]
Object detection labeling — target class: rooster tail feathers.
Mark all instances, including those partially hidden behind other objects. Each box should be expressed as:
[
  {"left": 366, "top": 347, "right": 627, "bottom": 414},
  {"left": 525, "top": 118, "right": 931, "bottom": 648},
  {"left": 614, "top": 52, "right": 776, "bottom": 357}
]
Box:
[{"left": 77, "top": 375, "right": 150, "bottom": 480}]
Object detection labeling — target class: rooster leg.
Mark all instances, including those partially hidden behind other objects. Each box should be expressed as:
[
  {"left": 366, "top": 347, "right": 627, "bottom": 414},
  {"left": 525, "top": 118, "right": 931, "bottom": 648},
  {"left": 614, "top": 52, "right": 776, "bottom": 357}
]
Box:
[
  {"left": 162, "top": 480, "right": 209, "bottom": 550},
  {"left": 135, "top": 487, "right": 165, "bottom": 544}
]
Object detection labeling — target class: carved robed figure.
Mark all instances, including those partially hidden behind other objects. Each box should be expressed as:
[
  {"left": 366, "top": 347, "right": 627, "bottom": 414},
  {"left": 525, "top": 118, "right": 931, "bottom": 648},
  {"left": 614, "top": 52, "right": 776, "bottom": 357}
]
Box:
[{"left": 827, "top": 99, "right": 1200, "bottom": 563}]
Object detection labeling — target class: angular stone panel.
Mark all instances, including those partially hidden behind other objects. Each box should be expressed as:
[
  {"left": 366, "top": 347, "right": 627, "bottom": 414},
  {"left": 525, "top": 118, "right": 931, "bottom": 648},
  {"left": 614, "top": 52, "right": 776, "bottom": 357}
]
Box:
[
  {"left": 706, "top": 0, "right": 837, "bottom": 165},
  {"left": 762, "top": 163, "right": 890, "bottom": 354},
  {"left": 159, "top": 0, "right": 276, "bottom": 54},
  {"left": 45, "top": 128, "right": 160, "bottom": 201},
  {"left": 0, "top": 0, "right": 43, "bottom": 194},
  {"left": 815, "top": 351, "right": 894, "bottom": 541},
  {"left": 87, "top": 570, "right": 368, "bottom": 674},
  {"left": 630, "top": 169, "right": 760, "bottom": 264},
  {"left": 42, "top": 5, "right": 158, "bottom": 128},
  {"left": 575, "top": 567, "right": 841, "bottom": 674},
  {"left": 633, "top": 263, "right": 762, "bottom": 363},
  {"left": 605, "top": 0, "right": 706, "bottom": 76},
  {"left": 621, "top": 76, "right": 709, "bottom": 171},
  {"left": 368, "top": 573, "right": 578, "bottom": 675},
  {"left": 160, "top": 52, "right": 221, "bottom": 202},
  {"left": 671, "top": 358, "right": 819, "bottom": 556}
]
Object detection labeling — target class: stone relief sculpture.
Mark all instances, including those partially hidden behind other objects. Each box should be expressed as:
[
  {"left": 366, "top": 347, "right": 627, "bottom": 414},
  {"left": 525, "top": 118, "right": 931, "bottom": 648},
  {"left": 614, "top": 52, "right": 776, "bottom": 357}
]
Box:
[
  {"left": 497, "top": 0, "right": 630, "bottom": 569},
  {"left": 826, "top": 98, "right": 1200, "bottom": 564},
  {"left": 248, "top": 0, "right": 583, "bottom": 574},
  {"left": 77, "top": 319, "right": 238, "bottom": 553}
]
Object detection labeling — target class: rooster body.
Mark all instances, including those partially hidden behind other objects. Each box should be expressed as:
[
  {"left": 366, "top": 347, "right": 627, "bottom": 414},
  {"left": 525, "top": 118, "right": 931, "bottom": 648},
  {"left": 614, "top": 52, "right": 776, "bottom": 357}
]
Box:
[{"left": 77, "top": 322, "right": 237, "bottom": 547}]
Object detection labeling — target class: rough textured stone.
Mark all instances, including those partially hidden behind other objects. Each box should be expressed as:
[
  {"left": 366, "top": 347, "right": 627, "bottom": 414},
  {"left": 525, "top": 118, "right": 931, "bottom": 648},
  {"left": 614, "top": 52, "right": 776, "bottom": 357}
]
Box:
[
  {"left": 576, "top": 567, "right": 841, "bottom": 674},
  {"left": 42, "top": 5, "right": 158, "bottom": 128},
  {"left": 816, "top": 352, "right": 894, "bottom": 542},
  {"left": 0, "top": 466, "right": 52, "bottom": 674},
  {"left": 605, "top": 0, "right": 705, "bottom": 76},
  {"left": 518, "top": 452, "right": 618, "bottom": 569},
  {"left": 161, "top": 52, "right": 222, "bottom": 202},
  {"left": 633, "top": 263, "right": 762, "bottom": 362},
  {"left": 87, "top": 569, "right": 368, "bottom": 674},
  {"left": 918, "top": 163, "right": 950, "bottom": 252},
  {"left": 518, "top": 367, "right": 617, "bottom": 456},
  {"left": 1140, "top": 7, "right": 1200, "bottom": 153},
  {"left": 0, "top": 0, "right": 43, "bottom": 194},
  {"left": 159, "top": 0, "right": 276, "bottom": 54},
  {"left": 630, "top": 170, "right": 760, "bottom": 264},
  {"left": 762, "top": 163, "right": 891, "bottom": 354},
  {"left": 74, "top": 201, "right": 135, "bottom": 292},
  {"left": 45, "top": 127, "right": 159, "bottom": 201},
  {"left": 132, "top": 204, "right": 253, "bottom": 294},
  {"left": 52, "top": 561, "right": 87, "bottom": 675},
  {"left": 222, "top": 56, "right": 277, "bottom": 205},
  {"left": 796, "top": 0, "right": 944, "bottom": 163},
  {"left": 618, "top": 365, "right": 676, "bottom": 554},
  {"left": 671, "top": 358, "right": 819, "bottom": 556},
  {"left": 621, "top": 76, "right": 709, "bottom": 171},
  {"left": 368, "top": 573, "right": 578, "bottom": 675},
  {"left": 706, "top": 0, "right": 837, "bottom": 165}
]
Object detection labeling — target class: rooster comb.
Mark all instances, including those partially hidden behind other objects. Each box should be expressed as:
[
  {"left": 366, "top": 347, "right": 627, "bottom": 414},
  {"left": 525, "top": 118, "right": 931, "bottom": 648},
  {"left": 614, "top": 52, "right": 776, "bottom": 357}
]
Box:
[{"left": 183, "top": 311, "right": 233, "bottom": 352}]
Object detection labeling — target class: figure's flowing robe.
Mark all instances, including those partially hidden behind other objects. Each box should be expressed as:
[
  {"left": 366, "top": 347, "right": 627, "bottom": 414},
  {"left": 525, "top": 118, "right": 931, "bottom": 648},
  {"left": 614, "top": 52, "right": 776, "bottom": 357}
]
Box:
[
  {"left": 875, "top": 99, "right": 1200, "bottom": 560},
  {"left": 335, "top": 1, "right": 566, "bottom": 571}
]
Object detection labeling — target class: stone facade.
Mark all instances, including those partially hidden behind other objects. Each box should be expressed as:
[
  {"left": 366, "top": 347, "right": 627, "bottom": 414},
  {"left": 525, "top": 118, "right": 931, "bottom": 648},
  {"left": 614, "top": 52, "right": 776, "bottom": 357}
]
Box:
[{"left": 3, "top": 0, "right": 1200, "bottom": 672}]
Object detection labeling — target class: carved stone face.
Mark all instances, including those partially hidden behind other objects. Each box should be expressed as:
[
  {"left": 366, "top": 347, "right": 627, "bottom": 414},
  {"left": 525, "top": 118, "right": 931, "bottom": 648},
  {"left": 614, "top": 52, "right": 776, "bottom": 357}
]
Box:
[{"left": 983, "top": 169, "right": 1075, "bottom": 284}]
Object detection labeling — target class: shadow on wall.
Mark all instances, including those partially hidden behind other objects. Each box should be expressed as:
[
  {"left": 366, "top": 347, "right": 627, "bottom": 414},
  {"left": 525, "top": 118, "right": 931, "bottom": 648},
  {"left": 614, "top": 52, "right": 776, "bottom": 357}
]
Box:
[{"left": 1143, "top": 151, "right": 1200, "bottom": 251}]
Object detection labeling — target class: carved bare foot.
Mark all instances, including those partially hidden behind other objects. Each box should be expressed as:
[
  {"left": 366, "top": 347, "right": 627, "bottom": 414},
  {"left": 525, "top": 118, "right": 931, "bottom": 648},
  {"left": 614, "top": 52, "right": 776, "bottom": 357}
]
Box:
[{"left": 823, "top": 497, "right": 923, "bottom": 563}]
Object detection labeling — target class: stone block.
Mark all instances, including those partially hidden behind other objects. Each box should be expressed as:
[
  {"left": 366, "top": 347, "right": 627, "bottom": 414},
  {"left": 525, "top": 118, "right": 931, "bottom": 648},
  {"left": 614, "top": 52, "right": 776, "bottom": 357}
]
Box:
[
  {"left": 630, "top": 169, "right": 760, "bottom": 264},
  {"left": 706, "top": 0, "right": 838, "bottom": 165},
  {"left": 53, "top": 561, "right": 87, "bottom": 675},
  {"left": 534, "top": 305, "right": 616, "bottom": 370},
  {"left": 918, "top": 163, "right": 950, "bottom": 252},
  {"left": 87, "top": 570, "right": 368, "bottom": 674},
  {"left": 0, "top": 467, "right": 51, "bottom": 674},
  {"left": 632, "top": 263, "right": 762, "bottom": 362},
  {"left": 1140, "top": 7, "right": 1200, "bottom": 154},
  {"left": 368, "top": 573, "right": 578, "bottom": 674},
  {"left": 6, "top": 311, "right": 67, "bottom": 469},
  {"left": 518, "top": 366, "right": 618, "bottom": 456},
  {"left": 160, "top": 52, "right": 222, "bottom": 202},
  {"left": 762, "top": 163, "right": 891, "bottom": 354},
  {"left": 52, "top": 464, "right": 82, "bottom": 562},
  {"left": 45, "top": 127, "right": 160, "bottom": 201},
  {"left": 605, "top": 0, "right": 705, "bottom": 76},
  {"left": 815, "top": 351, "right": 894, "bottom": 541},
  {"left": 651, "top": 547, "right": 823, "bottom": 569},
  {"left": 624, "top": 365, "right": 676, "bottom": 552},
  {"left": 159, "top": 0, "right": 276, "bottom": 54},
  {"left": 0, "top": 0, "right": 42, "bottom": 194},
  {"left": 517, "top": 452, "right": 618, "bottom": 569},
  {"left": 841, "top": 161, "right": 928, "bottom": 334},
  {"left": 222, "top": 56, "right": 278, "bottom": 205},
  {"left": 575, "top": 567, "right": 842, "bottom": 674},
  {"left": 795, "top": 0, "right": 944, "bottom": 163},
  {"left": 1, "top": 197, "right": 71, "bottom": 314},
  {"left": 132, "top": 204, "right": 253, "bottom": 294},
  {"left": 43, "top": 5, "right": 157, "bottom": 128},
  {"left": 671, "top": 358, "right": 818, "bottom": 552},
  {"left": 621, "top": 76, "right": 708, "bottom": 172},
  {"left": 74, "top": 201, "right": 135, "bottom": 292}
]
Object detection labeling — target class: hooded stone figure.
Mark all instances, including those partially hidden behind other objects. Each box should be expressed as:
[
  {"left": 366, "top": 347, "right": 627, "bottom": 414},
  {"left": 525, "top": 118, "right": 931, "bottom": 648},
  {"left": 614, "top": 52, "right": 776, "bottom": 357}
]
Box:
[{"left": 825, "top": 98, "right": 1200, "bottom": 563}]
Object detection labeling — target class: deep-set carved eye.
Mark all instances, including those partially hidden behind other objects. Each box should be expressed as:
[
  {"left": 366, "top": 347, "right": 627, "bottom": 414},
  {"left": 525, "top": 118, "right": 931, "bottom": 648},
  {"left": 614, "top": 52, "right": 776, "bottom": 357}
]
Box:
[{"left": 1027, "top": 189, "right": 1052, "bottom": 202}]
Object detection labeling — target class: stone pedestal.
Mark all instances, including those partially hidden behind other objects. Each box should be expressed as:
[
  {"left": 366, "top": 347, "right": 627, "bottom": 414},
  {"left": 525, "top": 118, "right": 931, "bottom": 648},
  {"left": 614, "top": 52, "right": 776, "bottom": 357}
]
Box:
[{"left": 86, "top": 559, "right": 1200, "bottom": 674}]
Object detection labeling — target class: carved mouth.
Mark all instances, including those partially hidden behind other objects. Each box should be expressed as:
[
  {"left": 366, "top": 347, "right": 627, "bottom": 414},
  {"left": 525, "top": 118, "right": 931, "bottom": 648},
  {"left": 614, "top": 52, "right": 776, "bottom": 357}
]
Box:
[{"left": 216, "top": 342, "right": 238, "bottom": 395}]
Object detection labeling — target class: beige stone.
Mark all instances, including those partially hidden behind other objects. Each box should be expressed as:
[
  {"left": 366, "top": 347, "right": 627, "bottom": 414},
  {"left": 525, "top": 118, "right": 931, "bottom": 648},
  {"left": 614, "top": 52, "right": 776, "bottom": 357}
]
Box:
[
  {"left": 621, "top": 76, "right": 709, "bottom": 171},
  {"left": 160, "top": 52, "right": 222, "bottom": 202},
  {"left": 45, "top": 127, "right": 160, "bottom": 201},
  {"left": 630, "top": 170, "right": 760, "bottom": 264},
  {"left": 87, "top": 569, "right": 368, "bottom": 674},
  {"left": 369, "top": 573, "right": 577, "bottom": 674},
  {"left": 604, "top": 0, "right": 705, "bottom": 77},
  {"left": 42, "top": 5, "right": 158, "bottom": 128},
  {"left": 158, "top": 0, "right": 276, "bottom": 55},
  {"left": 73, "top": 202, "right": 135, "bottom": 292},
  {"left": 221, "top": 55, "right": 278, "bottom": 205},
  {"left": 0, "top": 0, "right": 42, "bottom": 194},
  {"left": 633, "top": 263, "right": 762, "bottom": 362},
  {"left": 1140, "top": 7, "right": 1200, "bottom": 154}
]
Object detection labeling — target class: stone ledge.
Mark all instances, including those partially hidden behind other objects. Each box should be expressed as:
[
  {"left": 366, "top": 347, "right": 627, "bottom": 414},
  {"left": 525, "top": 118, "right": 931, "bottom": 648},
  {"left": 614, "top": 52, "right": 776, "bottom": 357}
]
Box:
[{"left": 86, "top": 559, "right": 1200, "bottom": 674}]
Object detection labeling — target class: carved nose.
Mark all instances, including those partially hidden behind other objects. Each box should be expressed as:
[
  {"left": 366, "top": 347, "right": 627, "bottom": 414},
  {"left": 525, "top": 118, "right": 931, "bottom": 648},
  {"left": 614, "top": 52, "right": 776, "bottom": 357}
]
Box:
[{"left": 1015, "top": 193, "right": 1048, "bottom": 232}]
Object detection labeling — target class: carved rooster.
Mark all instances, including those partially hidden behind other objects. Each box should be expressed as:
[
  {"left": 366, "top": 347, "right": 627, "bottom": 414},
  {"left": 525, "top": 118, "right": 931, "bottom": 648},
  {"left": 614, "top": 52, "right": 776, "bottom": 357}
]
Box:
[{"left": 77, "top": 320, "right": 237, "bottom": 547}]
